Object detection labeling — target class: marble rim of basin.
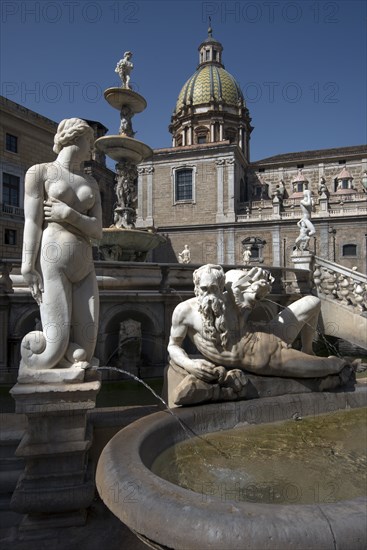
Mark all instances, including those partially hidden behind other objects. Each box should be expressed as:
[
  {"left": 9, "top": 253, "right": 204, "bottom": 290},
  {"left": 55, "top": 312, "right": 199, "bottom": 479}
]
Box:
[
  {"left": 96, "top": 388, "right": 367, "bottom": 550},
  {"left": 101, "top": 227, "right": 166, "bottom": 251},
  {"left": 104, "top": 87, "right": 147, "bottom": 113},
  {"left": 95, "top": 135, "right": 153, "bottom": 163}
]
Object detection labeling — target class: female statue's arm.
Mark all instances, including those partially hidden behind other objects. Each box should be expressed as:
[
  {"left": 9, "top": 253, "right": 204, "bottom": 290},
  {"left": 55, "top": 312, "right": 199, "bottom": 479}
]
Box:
[
  {"left": 21, "top": 164, "right": 45, "bottom": 304},
  {"left": 43, "top": 181, "right": 103, "bottom": 240}
]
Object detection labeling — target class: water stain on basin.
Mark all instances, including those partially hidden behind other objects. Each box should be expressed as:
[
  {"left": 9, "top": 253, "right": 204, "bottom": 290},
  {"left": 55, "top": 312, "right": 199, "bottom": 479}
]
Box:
[{"left": 152, "top": 407, "right": 367, "bottom": 505}]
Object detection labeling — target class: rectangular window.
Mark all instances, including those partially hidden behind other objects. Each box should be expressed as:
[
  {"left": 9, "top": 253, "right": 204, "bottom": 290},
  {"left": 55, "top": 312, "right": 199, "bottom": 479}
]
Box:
[
  {"left": 2, "top": 173, "right": 20, "bottom": 206},
  {"left": 6, "top": 133, "right": 18, "bottom": 153},
  {"left": 175, "top": 169, "right": 193, "bottom": 201},
  {"left": 297, "top": 183, "right": 304, "bottom": 193},
  {"left": 239, "top": 178, "right": 247, "bottom": 203},
  {"left": 342, "top": 244, "right": 357, "bottom": 256},
  {"left": 197, "top": 135, "right": 206, "bottom": 144},
  {"left": 255, "top": 186, "right": 262, "bottom": 198},
  {"left": 4, "top": 228, "right": 17, "bottom": 245}
]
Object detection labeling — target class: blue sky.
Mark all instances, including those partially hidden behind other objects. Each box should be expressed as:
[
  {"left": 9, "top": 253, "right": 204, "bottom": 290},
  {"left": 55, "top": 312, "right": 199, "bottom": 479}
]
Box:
[{"left": 1, "top": 0, "right": 366, "bottom": 162}]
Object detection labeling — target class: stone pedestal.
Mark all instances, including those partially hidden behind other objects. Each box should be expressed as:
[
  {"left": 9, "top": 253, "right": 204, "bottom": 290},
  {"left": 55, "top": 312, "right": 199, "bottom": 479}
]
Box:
[
  {"left": 291, "top": 250, "right": 314, "bottom": 271},
  {"left": 10, "top": 368, "right": 101, "bottom": 533}
]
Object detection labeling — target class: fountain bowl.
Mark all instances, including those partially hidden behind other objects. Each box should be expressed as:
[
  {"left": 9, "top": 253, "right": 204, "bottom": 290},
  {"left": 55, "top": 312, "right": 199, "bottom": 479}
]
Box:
[
  {"left": 95, "top": 135, "right": 153, "bottom": 163},
  {"left": 104, "top": 87, "right": 147, "bottom": 113},
  {"left": 98, "top": 227, "right": 166, "bottom": 261},
  {"left": 96, "top": 387, "right": 367, "bottom": 549}
]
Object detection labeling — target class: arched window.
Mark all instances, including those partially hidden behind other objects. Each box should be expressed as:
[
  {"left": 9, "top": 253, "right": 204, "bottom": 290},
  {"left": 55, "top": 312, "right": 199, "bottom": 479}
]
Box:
[{"left": 342, "top": 244, "right": 357, "bottom": 257}]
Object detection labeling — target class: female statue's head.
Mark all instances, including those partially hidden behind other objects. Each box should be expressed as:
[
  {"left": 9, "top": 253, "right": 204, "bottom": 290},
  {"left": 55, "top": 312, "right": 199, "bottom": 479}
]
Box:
[{"left": 53, "top": 118, "right": 94, "bottom": 154}]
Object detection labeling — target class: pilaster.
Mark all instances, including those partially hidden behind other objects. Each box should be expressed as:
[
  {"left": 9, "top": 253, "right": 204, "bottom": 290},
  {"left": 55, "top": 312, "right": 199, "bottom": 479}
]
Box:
[
  {"left": 146, "top": 166, "right": 154, "bottom": 226},
  {"left": 215, "top": 158, "right": 225, "bottom": 222},
  {"left": 136, "top": 166, "right": 145, "bottom": 227}
]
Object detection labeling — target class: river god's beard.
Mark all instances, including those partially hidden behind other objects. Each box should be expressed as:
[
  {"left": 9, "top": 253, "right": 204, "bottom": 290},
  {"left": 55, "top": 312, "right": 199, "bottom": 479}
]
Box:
[{"left": 197, "top": 293, "right": 229, "bottom": 349}]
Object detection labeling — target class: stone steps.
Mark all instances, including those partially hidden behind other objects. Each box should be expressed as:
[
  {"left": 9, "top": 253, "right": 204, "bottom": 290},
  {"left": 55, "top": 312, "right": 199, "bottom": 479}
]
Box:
[{"left": 0, "top": 414, "right": 26, "bottom": 521}]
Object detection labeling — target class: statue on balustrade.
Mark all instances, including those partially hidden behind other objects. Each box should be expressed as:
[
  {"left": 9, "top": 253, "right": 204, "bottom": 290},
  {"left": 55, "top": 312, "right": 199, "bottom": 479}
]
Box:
[
  {"left": 295, "top": 189, "right": 316, "bottom": 252},
  {"left": 178, "top": 244, "right": 191, "bottom": 264}
]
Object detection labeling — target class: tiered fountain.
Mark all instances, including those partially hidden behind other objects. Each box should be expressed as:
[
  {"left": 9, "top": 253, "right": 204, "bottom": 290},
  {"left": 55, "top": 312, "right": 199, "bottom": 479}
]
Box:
[{"left": 95, "top": 51, "right": 165, "bottom": 261}]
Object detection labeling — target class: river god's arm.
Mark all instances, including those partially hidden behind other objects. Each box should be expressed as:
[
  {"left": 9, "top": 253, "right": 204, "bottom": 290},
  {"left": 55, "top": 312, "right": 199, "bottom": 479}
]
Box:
[{"left": 168, "top": 303, "right": 219, "bottom": 382}]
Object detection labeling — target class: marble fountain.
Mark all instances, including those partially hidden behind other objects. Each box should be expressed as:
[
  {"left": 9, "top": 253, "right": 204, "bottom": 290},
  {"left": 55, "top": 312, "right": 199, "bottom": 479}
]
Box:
[
  {"left": 8, "top": 50, "right": 366, "bottom": 548},
  {"left": 95, "top": 51, "right": 165, "bottom": 261}
]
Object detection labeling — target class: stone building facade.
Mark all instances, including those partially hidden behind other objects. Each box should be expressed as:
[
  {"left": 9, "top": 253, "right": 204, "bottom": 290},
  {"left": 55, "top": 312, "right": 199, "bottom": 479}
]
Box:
[
  {"left": 137, "top": 29, "right": 367, "bottom": 273},
  {"left": 1, "top": 29, "right": 366, "bottom": 272},
  {"left": 0, "top": 96, "right": 116, "bottom": 259}
]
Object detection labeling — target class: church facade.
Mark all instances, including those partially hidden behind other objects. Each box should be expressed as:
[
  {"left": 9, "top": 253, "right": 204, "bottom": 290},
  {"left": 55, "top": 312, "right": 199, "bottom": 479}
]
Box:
[{"left": 137, "top": 29, "right": 367, "bottom": 273}]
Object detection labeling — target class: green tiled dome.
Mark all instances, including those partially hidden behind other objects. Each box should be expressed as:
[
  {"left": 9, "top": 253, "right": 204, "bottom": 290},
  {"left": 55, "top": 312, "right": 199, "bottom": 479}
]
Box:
[{"left": 175, "top": 65, "right": 243, "bottom": 113}]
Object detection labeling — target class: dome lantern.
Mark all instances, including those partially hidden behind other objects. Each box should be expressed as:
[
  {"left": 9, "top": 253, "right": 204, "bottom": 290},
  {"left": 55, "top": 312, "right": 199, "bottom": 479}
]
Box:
[{"left": 198, "top": 18, "right": 224, "bottom": 68}]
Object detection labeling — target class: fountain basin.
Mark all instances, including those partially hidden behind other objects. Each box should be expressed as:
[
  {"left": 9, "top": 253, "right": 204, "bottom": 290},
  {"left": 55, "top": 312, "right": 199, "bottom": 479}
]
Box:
[
  {"left": 95, "top": 135, "right": 152, "bottom": 163},
  {"left": 104, "top": 87, "right": 147, "bottom": 113},
  {"left": 98, "top": 227, "right": 166, "bottom": 261},
  {"left": 96, "top": 387, "right": 367, "bottom": 549}
]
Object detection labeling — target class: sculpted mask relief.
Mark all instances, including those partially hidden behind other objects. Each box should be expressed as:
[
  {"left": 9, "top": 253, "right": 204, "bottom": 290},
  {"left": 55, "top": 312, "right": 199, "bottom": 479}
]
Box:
[{"left": 19, "top": 118, "right": 103, "bottom": 383}]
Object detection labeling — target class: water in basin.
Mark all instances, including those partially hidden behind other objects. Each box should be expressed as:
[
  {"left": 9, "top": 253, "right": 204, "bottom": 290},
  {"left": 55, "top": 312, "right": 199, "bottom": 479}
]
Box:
[{"left": 152, "top": 407, "right": 367, "bottom": 505}]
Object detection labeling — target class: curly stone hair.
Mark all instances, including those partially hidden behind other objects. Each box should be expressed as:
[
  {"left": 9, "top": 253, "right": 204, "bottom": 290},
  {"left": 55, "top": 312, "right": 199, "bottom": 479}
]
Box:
[
  {"left": 193, "top": 264, "right": 225, "bottom": 295},
  {"left": 53, "top": 118, "right": 94, "bottom": 154}
]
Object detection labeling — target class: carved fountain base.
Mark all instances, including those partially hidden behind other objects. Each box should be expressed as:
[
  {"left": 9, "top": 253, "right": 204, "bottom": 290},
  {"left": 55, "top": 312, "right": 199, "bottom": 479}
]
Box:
[{"left": 98, "top": 227, "right": 166, "bottom": 262}]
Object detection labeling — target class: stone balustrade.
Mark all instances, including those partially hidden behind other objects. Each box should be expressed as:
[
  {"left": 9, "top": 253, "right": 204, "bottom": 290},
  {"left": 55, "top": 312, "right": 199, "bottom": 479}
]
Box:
[
  {"left": 314, "top": 256, "right": 367, "bottom": 313},
  {"left": 237, "top": 204, "right": 367, "bottom": 222},
  {"left": 2, "top": 258, "right": 311, "bottom": 296},
  {"left": 1, "top": 203, "right": 24, "bottom": 217}
]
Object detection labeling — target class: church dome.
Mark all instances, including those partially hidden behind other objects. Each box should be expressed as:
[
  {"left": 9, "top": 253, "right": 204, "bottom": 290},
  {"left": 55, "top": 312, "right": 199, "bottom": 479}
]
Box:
[
  {"left": 169, "top": 25, "right": 252, "bottom": 158},
  {"left": 175, "top": 64, "right": 244, "bottom": 113}
]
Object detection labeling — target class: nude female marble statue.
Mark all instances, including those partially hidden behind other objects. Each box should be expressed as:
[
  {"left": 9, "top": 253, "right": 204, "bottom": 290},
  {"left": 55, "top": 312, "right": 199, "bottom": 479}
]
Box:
[
  {"left": 166, "top": 264, "right": 351, "bottom": 405},
  {"left": 19, "top": 118, "right": 103, "bottom": 382}
]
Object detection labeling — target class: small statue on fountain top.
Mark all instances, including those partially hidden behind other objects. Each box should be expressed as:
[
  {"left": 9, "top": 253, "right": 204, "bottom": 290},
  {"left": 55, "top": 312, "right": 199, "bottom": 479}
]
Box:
[{"left": 115, "top": 51, "right": 133, "bottom": 89}]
